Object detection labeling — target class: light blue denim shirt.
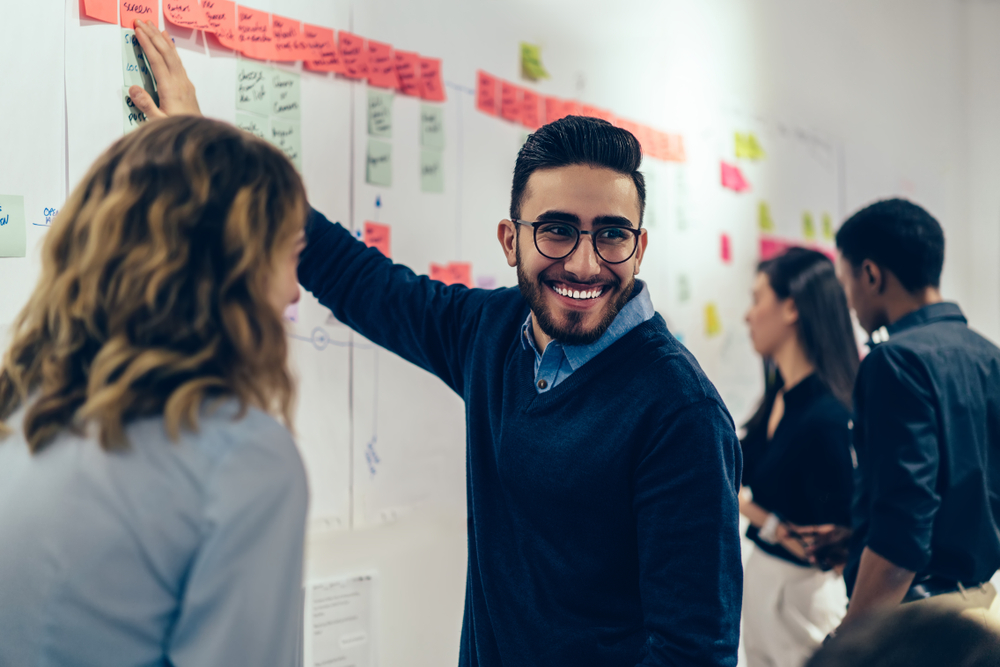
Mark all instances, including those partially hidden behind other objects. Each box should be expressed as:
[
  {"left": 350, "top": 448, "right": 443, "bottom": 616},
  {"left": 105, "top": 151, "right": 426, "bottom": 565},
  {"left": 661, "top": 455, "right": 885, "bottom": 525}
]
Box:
[{"left": 521, "top": 280, "right": 656, "bottom": 393}]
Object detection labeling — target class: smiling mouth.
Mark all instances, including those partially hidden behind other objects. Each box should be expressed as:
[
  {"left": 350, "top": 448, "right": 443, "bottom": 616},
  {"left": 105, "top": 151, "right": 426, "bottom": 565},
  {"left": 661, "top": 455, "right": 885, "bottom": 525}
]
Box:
[{"left": 547, "top": 281, "right": 608, "bottom": 301}]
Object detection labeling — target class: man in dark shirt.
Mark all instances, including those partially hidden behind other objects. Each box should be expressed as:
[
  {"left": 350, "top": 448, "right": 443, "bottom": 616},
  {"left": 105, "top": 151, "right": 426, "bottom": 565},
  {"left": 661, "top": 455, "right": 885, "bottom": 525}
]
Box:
[{"left": 830, "top": 198, "right": 1000, "bottom": 626}]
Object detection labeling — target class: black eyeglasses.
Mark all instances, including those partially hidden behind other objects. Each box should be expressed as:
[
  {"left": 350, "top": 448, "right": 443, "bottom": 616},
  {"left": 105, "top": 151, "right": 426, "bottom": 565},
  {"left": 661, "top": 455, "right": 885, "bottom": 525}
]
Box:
[{"left": 511, "top": 219, "right": 642, "bottom": 264}]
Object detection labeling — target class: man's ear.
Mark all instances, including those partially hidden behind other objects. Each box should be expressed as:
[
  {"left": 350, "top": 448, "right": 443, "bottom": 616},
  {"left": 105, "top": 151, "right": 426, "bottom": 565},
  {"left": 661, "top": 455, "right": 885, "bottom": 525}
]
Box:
[
  {"left": 862, "top": 260, "right": 884, "bottom": 294},
  {"left": 498, "top": 220, "right": 518, "bottom": 268},
  {"left": 632, "top": 228, "right": 649, "bottom": 276}
]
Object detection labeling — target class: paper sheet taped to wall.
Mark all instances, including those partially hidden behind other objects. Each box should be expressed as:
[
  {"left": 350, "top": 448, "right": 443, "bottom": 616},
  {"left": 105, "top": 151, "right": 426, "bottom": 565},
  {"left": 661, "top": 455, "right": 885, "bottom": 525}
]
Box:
[{"left": 303, "top": 574, "right": 376, "bottom": 667}]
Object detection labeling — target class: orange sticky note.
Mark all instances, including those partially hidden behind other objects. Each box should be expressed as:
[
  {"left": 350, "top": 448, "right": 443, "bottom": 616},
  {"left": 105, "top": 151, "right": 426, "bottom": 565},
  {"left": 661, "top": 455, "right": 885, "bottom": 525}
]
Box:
[
  {"left": 235, "top": 7, "right": 274, "bottom": 61},
  {"left": 544, "top": 97, "right": 579, "bottom": 124},
  {"left": 521, "top": 89, "right": 541, "bottom": 129},
  {"left": 395, "top": 50, "right": 422, "bottom": 97},
  {"left": 164, "top": 1, "right": 210, "bottom": 30},
  {"left": 368, "top": 40, "right": 399, "bottom": 89},
  {"left": 419, "top": 57, "right": 446, "bottom": 102},
  {"left": 721, "top": 161, "right": 751, "bottom": 192},
  {"left": 302, "top": 25, "right": 343, "bottom": 73},
  {"left": 271, "top": 14, "right": 308, "bottom": 62},
  {"left": 476, "top": 71, "right": 498, "bottom": 116},
  {"left": 120, "top": 0, "right": 158, "bottom": 28},
  {"left": 634, "top": 125, "right": 655, "bottom": 156},
  {"left": 500, "top": 82, "right": 522, "bottom": 123},
  {"left": 83, "top": 0, "right": 117, "bottom": 24},
  {"left": 363, "top": 222, "right": 392, "bottom": 258},
  {"left": 580, "top": 105, "right": 615, "bottom": 125},
  {"left": 430, "top": 262, "right": 473, "bottom": 287},
  {"left": 339, "top": 31, "right": 368, "bottom": 79},
  {"left": 202, "top": 0, "right": 236, "bottom": 48},
  {"left": 662, "top": 133, "right": 686, "bottom": 162}
]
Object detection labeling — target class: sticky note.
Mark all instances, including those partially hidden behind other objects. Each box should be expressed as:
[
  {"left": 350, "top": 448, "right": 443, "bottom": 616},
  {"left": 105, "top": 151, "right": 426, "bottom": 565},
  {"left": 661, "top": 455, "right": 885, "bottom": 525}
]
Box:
[
  {"left": 269, "top": 118, "right": 302, "bottom": 171},
  {"left": 84, "top": 0, "right": 118, "bottom": 24},
  {"left": 164, "top": 1, "right": 210, "bottom": 30},
  {"left": 271, "top": 15, "right": 308, "bottom": 62},
  {"left": 735, "top": 132, "right": 765, "bottom": 160},
  {"left": 235, "top": 111, "right": 269, "bottom": 140},
  {"left": 581, "top": 105, "right": 616, "bottom": 124},
  {"left": 430, "top": 262, "right": 472, "bottom": 287},
  {"left": 120, "top": 0, "right": 158, "bottom": 29},
  {"left": 721, "top": 233, "right": 732, "bottom": 263},
  {"left": 395, "top": 50, "right": 422, "bottom": 97},
  {"left": 634, "top": 125, "right": 655, "bottom": 157},
  {"left": 0, "top": 196, "right": 26, "bottom": 258},
  {"left": 521, "top": 90, "right": 541, "bottom": 129},
  {"left": 678, "top": 274, "right": 691, "bottom": 303},
  {"left": 759, "top": 237, "right": 796, "bottom": 261},
  {"left": 802, "top": 212, "right": 816, "bottom": 240},
  {"left": 368, "top": 40, "right": 399, "bottom": 90},
  {"left": 520, "top": 43, "right": 549, "bottom": 81},
  {"left": 235, "top": 61, "right": 271, "bottom": 116},
  {"left": 363, "top": 221, "right": 391, "bottom": 258},
  {"left": 366, "top": 90, "right": 393, "bottom": 138},
  {"left": 366, "top": 139, "right": 392, "bottom": 187},
  {"left": 475, "top": 275, "right": 497, "bottom": 289},
  {"left": 123, "top": 87, "right": 148, "bottom": 133},
  {"left": 340, "top": 32, "right": 368, "bottom": 79},
  {"left": 500, "top": 82, "right": 522, "bottom": 123},
  {"left": 419, "top": 57, "right": 446, "bottom": 102},
  {"left": 660, "top": 133, "right": 686, "bottom": 162},
  {"left": 302, "top": 25, "right": 343, "bottom": 73},
  {"left": 270, "top": 69, "right": 300, "bottom": 120},
  {"left": 544, "top": 97, "right": 579, "bottom": 125},
  {"left": 720, "top": 161, "right": 750, "bottom": 192},
  {"left": 122, "top": 29, "right": 156, "bottom": 98},
  {"left": 421, "top": 149, "right": 444, "bottom": 193},
  {"left": 822, "top": 213, "right": 834, "bottom": 241},
  {"left": 202, "top": 0, "right": 237, "bottom": 49},
  {"left": 421, "top": 105, "right": 444, "bottom": 149},
  {"left": 758, "top": 202, "right": 776, "bottom": 232},
  {"left": 476, "top": 71, "right": 498, "bottom": 116},
  {"left": 236, "top": 7, "right": 274, "bottom": 61},
  {"left": 704, "top": 303, "right": 722, "bottom": 337}
]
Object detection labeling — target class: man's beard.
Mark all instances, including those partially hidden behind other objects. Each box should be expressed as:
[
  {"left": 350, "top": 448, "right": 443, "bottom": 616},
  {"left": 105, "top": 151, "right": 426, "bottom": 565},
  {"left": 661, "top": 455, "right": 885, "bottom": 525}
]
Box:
[{"left": 516, "top": 244, "right": 635, "bottom": 346}]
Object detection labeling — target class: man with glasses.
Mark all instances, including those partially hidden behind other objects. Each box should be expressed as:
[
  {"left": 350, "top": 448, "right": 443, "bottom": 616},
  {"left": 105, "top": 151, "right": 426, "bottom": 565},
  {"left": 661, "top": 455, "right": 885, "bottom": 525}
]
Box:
[{"left": 126, "top": 40, "right": 742, "bottom": 664}]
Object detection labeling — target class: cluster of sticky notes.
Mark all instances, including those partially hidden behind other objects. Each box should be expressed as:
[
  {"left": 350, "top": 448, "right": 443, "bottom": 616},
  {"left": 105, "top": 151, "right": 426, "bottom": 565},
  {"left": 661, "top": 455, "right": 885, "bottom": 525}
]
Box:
[
  {"left": 430, "top": 262, "right": 473, "bottom": 287},
  {"left": 234, "top": 62, "right": 302, "bottom": 170},
  {"left": 363, "top": 221, "right": 391, "bottom": 258},
  {"left": 474, "top": 70, "right": 685, "bottom": 162},
  {"left": 365, "top": 90, "right": 393, "bottom": 187},
  {"left": 735, "top": 132, "right": 765, "bottom": 160},
  {"left": 704, "top": 303, "right": 722, "bottom": 337},
  {"left": 0, "top": 195, "right": 27, "bottom": 258},
  {"left": 758, "top": 201, "right": 776, "bottom": 232},
  {"left": 802, "top": 211, "right": 816, "bottom": 240},
  {"left": 720, "top": 161, "right": 750, "bottom": 192},
  {"left": 420, "top": 105, "right": 445, "bottom": 193},
  {"left": 122, "top": 28, "right": 156, "bottom": 133}
]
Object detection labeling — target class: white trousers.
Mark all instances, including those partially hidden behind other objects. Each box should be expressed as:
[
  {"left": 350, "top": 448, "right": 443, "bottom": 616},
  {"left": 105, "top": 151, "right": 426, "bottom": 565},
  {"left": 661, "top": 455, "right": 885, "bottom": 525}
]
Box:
[{"left": 742, "top": 547, "right": 847, "bottom": 667}]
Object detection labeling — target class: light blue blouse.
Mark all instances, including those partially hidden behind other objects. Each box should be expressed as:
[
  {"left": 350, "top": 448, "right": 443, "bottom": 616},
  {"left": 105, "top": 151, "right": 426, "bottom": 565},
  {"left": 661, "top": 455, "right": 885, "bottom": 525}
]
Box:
[{"left": 0, "top": 400, "right": 308, "bottom": 667}]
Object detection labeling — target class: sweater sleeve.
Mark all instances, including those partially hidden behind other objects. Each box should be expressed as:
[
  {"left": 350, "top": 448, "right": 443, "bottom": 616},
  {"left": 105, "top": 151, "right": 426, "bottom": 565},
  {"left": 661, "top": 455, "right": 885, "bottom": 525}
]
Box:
[
  {"left": 297, "top": 207, "right": 492, "bottom": 395},
  {"left": 633, "top": 398, "right": 743, "bottom": 667}
]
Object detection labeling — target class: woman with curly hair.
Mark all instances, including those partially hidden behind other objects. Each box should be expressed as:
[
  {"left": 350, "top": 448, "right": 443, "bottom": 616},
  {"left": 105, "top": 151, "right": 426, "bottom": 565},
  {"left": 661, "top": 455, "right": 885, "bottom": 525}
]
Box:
[{"left": 0, "top": 116, "right": 309, "bottom": 666}]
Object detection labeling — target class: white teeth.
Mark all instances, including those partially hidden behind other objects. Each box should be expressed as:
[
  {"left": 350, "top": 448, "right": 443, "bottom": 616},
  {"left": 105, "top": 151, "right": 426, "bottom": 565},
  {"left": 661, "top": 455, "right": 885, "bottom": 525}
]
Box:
[
  {"left": 553, "top": 285, "right": 603, "bottom": 300},
  {"left": 573, "top": 290, "right": 581, "bottom": 299}
]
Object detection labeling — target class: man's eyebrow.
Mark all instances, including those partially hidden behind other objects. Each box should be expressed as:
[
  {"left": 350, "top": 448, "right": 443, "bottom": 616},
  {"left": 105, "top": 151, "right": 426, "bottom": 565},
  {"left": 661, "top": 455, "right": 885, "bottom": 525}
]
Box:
[
  {"left": 534, "top": 211, "right": 636, "bottom": 228},
  {"left": 592, "top": 215, "right": 636, "bottom": 228},
  {"left": 535, "top": 210, "right": 580, "bottom": 223}
]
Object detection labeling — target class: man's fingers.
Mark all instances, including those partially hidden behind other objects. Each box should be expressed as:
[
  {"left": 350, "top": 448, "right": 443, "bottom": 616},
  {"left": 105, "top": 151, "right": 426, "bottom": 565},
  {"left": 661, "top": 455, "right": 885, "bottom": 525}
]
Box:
[
  {"left": 133, "top": 19, "right": 170, "bottom": 78},
  {"left": 128, "top": 86, "right": 167, "bottom": 120}
]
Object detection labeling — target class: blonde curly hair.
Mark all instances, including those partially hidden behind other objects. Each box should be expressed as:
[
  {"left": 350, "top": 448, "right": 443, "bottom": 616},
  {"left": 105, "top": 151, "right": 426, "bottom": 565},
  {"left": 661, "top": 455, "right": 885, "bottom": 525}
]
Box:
[{"left": 0, "top": 116, "right": 306, "bottom": 450}]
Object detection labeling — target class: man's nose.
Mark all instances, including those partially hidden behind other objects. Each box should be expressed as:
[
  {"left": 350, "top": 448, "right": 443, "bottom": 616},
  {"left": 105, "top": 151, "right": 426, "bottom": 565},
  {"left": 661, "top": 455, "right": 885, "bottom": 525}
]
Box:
[{"left": 562, "top": 234, "right": 602, "bottom": 280}]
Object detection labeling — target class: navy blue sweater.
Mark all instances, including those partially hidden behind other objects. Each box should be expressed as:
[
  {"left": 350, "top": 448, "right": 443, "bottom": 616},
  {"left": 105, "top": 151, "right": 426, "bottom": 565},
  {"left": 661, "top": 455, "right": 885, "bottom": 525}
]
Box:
[{"left": 298, "top": 210, "right": 743, "bottom": 666}]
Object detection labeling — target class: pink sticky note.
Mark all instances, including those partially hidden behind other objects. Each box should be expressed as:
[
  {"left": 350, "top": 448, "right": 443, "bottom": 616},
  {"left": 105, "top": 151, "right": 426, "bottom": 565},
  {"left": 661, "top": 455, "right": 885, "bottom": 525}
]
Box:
[
  {"left": 616, "top": 118, "right": 639, "bottom": 138},
  {"left": 634, "top": 125, "right": 655, "bottom": 156},
  {"left": 164, "top": 1, "right": 210, "bottom": 30},
  {"left": 476, "top": 71, "right": 498, "bottom": 116},
  {"left": 202, "top": 0, "right": 237, "bottom": 48},
  {"left": 368, "top": 40, "right": 399, "bottom": 90},
  {"left": 339, "top": 31, "right": 368, "bottom": 79},
  {"left": 500, "top": 82, "right": 522, "bottom": 123},
  {"left": 721, "top": 233, "right": 732, "bottom": 263},
  {"left": 430, "top": 262, "right": 473, "bottom": 287},
  {"left": 363, "top": 222, "right": 391, "bottom": 259},
  {"left": 759, "top": 236, "right": 833, "bottom": 262},
  {"left": 235, "top": 7, "right": 274, "bottom": 61},
  {"left": 120, "top": 0, "right": 158, "bottom": 28},
  {"left": 283, "top": 302, "right": 298, "bottom": 322},
  {"left": 419, "top": 57, "right": 446, "bottom": 101},
  {"left": 721, "top": 161, "right": 751, "bottom": 192},
  {"left": 521, "top": 89, "right": 541, "bottom": 129},
  {"left": 271, "top": 14, "right": 310, "bottom": 62},
  {"left": 394, "top": 50, "right": 422, "bottom": 97},
  {"left": 475, "top": 275, "right": 497, "bottom": 289},
  {"left": 543, "top": 97, "right": 564, "bottom": 125},
  {"left": 83, "top": 0, "right": 118, "bottom": 24},
  {"left": 581, "top": 105, "right": 616, "bottom": 125},
  {"left": 302, "top": 25, "right": 343, "bottom": 73}
]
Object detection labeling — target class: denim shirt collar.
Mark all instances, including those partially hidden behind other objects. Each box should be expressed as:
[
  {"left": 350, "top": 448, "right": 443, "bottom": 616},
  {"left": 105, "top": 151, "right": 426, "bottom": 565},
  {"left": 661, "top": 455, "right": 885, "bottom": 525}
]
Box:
[{"left": 869, "top": 302, "right": 966, "bottom": 347}]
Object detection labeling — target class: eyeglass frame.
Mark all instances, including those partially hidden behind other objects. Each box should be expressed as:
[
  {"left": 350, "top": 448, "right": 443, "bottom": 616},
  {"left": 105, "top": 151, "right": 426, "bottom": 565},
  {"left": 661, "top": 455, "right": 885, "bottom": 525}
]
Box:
[{"left": 510, "top": 218, "right": 644, "bottom": 265}]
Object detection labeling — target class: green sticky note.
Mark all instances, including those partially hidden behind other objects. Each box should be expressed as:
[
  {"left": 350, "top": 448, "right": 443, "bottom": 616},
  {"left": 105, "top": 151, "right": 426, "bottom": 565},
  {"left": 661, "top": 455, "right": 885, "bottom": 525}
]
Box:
[
  {"left": 367, "top": 90, "right": 393, "bottom": 138},
  {"left": 420, "top": 149, "right": 444, "bottom": 193},
  {"left": 236, "top": 60, "right": 272, "bottom": 117},
  {"left": 269, "top": 118, "right": 302, "bottom": 171},
  {"left": 366, "top": 139, "right": 392, "bottom": 187},
  {"left": 802, "top": 211, "right": 816, "bottom": 240},
  {"left": 758, "top": 201, "right": 775, "bottom": 232},
  {"left": 0, "top": 195, "right": 27, "bottom": 258},
  {"left": 822, "top": 212, "right": 834, "bottom": 241},
  {"left": 122, "top": 29, "right": 156, "bottom": 99},
  {"left": 235, "top": 112, "right": 269, "bottom": 141},
  {"left": 420, "top": 104, "right": 444, "bottom": 149},
  {"left": 678, "top": 274, "right": 691, "bottom": 303},
  {"left": 270, "top": 69, "right": 301, "bottom": 120},
  {"left": 735, "top": 132, "right": 766, "bottom": 160},
  {"left": 520, "top": 42, "right": 549, "bottom": 81},
  {"left": 123, "top": 87, "right": 148, "bottom": 134}
]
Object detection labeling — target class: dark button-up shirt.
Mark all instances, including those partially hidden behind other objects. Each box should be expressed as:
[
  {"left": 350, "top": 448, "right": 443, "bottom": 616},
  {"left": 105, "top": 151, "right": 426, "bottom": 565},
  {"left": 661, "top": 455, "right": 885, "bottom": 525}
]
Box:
[{"left": 845, "top": 302, "right": 1000, "bottom": 595}]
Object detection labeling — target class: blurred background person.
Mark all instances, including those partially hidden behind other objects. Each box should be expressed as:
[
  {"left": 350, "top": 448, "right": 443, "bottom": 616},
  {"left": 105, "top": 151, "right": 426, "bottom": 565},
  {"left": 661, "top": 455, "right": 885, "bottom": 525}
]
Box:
[{"left": 739, "top": 247, "right": 860, "bottom": 667}]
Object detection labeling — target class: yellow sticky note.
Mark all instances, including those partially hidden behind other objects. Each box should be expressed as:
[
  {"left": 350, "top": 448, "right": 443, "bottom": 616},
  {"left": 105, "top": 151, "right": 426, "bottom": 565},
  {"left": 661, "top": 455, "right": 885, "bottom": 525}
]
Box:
[
  {"left": 758, "top": 201, "right": 775, "bottom": 232},
  {"left": 822, "top": 212, "right": 834, "bottom": 241},
  {"left": 704, "top": 303, "right": 722, "bottom": 337},
  {"left": 520, "top": 43, "right": 549, "bottom": 81},
  {"left": 802, "top": 212, "right": 816, "bottom": 241},
  {"left": 735, "top": 132, "right": 765, "bottom": 160}
]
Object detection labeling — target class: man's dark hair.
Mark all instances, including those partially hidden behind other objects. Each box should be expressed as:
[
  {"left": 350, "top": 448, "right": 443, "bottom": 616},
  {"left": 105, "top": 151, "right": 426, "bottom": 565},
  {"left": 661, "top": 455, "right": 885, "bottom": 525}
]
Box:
[
  {"left": 510, "top": 116, "right": 645, "bottom": 224},
  {"left": 835, "top": 198, "right": 945, "bottom": 291}
]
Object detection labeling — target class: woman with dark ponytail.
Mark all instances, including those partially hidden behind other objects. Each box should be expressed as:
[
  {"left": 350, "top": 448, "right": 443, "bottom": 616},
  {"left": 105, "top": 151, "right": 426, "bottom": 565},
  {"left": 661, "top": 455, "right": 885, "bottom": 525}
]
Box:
[{"left": 740, "top": 247, "right": 859, "bottom": 667}]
